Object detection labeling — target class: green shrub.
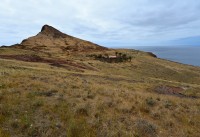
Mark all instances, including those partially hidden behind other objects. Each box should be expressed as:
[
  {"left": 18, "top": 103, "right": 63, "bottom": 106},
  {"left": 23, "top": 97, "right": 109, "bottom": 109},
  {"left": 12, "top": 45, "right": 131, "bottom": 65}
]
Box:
[{"left": 145, "top": 97, "right": 156, "bottom": 106}]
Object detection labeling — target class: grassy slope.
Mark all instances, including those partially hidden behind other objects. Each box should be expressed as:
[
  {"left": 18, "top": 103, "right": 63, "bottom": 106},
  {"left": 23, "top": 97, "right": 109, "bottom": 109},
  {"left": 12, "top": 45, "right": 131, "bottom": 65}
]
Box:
[{"left": 0, "top": 47, "right": 200, "bottom": 137}]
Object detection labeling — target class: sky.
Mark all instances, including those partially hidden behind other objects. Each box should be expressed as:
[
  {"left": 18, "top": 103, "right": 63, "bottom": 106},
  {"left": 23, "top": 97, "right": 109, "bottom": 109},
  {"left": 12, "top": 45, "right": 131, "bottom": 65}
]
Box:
[{"left": 1, "top": 0, "right": 200, "bottom": 47}]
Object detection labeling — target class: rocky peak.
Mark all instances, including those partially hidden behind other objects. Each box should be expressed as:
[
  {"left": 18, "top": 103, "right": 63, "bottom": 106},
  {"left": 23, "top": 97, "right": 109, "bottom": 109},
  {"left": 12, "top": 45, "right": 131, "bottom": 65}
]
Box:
[
  {"left": 15, "top": 24, "right": 107, "bottom": 52},
  {"left": 40, "top": 24, "right": 67, "bottom": 38}
]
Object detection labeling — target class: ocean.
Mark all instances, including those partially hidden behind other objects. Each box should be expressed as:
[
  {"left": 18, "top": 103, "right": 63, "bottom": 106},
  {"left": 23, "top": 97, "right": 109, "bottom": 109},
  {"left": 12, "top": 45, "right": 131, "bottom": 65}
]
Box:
[{"left": 131, "top": 46, "right": 200, "bottom": 67}]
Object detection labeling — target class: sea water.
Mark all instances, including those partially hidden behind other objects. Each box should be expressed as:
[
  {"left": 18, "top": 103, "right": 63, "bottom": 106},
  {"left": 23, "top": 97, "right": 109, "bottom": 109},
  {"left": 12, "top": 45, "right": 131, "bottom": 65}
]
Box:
[{"left": 131, "top": 46, "right": 200, "bottom": 67}]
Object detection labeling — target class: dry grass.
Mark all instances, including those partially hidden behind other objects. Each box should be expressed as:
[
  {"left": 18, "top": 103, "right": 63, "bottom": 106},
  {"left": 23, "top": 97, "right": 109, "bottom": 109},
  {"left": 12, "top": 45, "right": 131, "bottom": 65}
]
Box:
[{"left": 0, "top": 48, "right": 200, "bottom": 137}]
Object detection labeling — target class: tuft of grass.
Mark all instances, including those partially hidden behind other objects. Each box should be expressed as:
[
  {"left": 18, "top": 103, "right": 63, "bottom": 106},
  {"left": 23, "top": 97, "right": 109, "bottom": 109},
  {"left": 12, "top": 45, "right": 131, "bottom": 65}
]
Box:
[
  {"left": 164, "top": 100, "right": 173, "bottom": 108},
  {"left": 10, "top": 120, "right": 19, "bottom": 129},
  {"left": 0, "top": 91, "right": 3, "bottom": 101},
  {"left": 134, "top": 119, "right": 157, "bottom": 137},
  {"left": 66, "top": 119, "right": 96, "bottom": 137},
  {"left": 0, "top": 84, "right": 6, "bottom": 89},
  {"left": 32, "top": 100, "right": 44, "bottom": 108},
  {"left": 0, "top": 128, "right": 10, "bottom": 137},
  {"left": 184, "top": 87, "right": 200, "bottom": 98},
  {"left": 30, "top": 90, "right": 58, "bottom": 97},
  {"left": 87, "top": 91, "right": 96, "bottom": 99}
]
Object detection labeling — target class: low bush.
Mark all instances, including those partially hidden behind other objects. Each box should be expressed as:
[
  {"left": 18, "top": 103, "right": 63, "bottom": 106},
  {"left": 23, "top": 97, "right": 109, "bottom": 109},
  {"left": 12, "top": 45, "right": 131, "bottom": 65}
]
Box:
[{"left": 145, "top": 97, "right": 156, "bottom": 106}]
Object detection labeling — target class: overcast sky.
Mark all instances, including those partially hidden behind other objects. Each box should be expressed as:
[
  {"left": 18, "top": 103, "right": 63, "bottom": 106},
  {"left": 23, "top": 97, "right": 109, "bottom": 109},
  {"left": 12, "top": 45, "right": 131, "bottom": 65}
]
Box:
[{"left": 1, "top": 0, "right": 200, "bottom": 47}]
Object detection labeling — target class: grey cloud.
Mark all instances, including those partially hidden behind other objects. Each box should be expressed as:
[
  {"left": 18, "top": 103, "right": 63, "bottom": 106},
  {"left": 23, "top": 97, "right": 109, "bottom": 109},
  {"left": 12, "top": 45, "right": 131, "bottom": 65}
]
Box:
[{"left": 1, "top": 0, "right": 200, "bottom": 46}]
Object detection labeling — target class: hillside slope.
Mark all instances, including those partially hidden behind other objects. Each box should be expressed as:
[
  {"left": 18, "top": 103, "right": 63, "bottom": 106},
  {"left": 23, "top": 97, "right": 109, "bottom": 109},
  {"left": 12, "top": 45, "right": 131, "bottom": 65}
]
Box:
[{"left": 0, "top": 25, "right": 200, "bottom": 137}]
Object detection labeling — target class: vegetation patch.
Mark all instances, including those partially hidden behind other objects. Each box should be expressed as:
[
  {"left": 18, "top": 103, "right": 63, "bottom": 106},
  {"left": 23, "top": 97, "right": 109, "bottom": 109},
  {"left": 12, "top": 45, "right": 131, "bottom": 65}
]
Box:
[
  {"left": 88, "top": 52, "right": 132, "bottom": 63},
  {"left": 31, "top": 90, "right": 58, "bottom": 97}
]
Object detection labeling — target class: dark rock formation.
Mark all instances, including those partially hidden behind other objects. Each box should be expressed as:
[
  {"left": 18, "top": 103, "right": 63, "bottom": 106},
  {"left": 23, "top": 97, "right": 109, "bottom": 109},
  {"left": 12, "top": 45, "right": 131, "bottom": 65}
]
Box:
[
  {"left": 40, "top": 25, "right": 68, "bottom": 38},
  {"left": 146, "top": 52, "right": 157, "bottom": 58}
]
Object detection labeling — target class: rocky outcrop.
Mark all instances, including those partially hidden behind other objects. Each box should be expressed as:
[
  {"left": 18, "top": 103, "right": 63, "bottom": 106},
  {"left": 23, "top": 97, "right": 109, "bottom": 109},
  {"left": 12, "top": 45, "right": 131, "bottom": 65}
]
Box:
[{"left": 146, "top": 52, "right": 157, "bottom": 58}]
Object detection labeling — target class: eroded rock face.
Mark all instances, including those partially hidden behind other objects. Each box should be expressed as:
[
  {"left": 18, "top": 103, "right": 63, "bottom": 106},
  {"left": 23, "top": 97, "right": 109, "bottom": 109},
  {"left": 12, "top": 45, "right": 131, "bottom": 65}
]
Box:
[
  {"left": 146, "top": 52, "right": 157, "bottom": 58},
  {"left": 13, "top": 24, "right": 107, "bottom": 52},
  {"left": 40, "top": 25, "right": 68, "bottom": 38},
  {"left": 155, "top": 85, "right": 184, "bottom": 95}
]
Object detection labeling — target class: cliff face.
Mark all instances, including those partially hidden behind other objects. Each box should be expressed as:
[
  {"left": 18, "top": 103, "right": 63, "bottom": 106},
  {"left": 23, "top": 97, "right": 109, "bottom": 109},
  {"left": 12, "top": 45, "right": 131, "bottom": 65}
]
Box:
[{"left": 14, "top": 25, "right": 107, "bottom": 52}]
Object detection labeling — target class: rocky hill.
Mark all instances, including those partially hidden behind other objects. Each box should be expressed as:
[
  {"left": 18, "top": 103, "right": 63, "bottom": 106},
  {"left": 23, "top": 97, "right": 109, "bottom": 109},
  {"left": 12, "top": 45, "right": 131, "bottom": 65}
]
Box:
[{"left": 13, "top": 25, "right": 107, "bottom": 53}]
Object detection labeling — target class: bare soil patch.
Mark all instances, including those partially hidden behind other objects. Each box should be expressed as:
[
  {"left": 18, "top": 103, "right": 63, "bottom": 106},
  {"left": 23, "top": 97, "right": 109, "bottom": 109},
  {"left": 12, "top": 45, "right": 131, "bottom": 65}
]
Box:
[
  {"left": 0, "top": 55, "right": 95, "bottom": 71},
  {"left": 155, "top": 85, "right": 198, "bottom": 99}
]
